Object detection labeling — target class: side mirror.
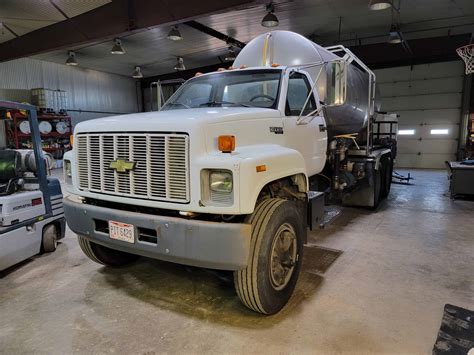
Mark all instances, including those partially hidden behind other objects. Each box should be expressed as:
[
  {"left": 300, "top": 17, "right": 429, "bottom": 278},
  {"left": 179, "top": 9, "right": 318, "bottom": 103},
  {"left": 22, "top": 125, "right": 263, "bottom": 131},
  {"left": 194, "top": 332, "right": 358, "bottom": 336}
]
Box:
[{"left": 326, "top": 61, "right": 347, "bottom": 106}]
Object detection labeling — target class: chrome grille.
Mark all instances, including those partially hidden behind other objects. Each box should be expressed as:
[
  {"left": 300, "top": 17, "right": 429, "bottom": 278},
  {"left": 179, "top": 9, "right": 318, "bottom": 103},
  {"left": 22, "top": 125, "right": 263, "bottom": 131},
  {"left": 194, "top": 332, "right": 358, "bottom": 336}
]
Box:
[{"left": 76, "top": 133, "right": 189, "bottom": 203}]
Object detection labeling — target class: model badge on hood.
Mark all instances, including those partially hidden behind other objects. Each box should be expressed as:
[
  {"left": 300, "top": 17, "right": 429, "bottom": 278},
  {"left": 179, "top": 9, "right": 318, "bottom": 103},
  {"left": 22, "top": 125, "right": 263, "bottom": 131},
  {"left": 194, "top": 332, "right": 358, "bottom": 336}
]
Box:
[{"left": 270, "top": 126, "right": 284, "bottom": 134}]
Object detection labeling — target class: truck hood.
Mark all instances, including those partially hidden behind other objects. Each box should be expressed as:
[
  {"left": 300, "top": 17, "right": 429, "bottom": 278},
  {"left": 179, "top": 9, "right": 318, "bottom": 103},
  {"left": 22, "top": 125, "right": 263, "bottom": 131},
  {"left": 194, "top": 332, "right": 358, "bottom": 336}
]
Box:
[{"left": 74, "top": 107, "right": 281, "bottom": 134}]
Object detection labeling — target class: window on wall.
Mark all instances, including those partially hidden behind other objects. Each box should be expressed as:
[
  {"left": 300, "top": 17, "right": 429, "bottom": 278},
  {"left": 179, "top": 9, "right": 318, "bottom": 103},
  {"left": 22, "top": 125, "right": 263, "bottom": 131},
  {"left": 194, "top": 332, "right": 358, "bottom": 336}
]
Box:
[
  {"left": 398, "top": 129, "right": 415, "bottom": 135},
  {"left": 430, "top": 129, "right": 449, "bottom": 135}
]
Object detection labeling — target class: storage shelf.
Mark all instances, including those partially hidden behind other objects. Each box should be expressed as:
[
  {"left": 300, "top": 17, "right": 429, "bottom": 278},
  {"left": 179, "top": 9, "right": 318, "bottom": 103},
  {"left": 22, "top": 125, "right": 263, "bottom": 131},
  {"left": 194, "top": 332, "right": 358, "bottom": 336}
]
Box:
[
  {"left": 17, "top": 132, "right": 70, "bottom": 138},
  {"left": 5, "top": 109, "right": 72, "bottom": 159}
]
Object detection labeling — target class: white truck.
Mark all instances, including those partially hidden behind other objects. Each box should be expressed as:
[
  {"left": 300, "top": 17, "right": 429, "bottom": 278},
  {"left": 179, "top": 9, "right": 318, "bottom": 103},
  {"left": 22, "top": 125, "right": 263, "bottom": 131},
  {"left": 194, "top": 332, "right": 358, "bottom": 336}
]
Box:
[{"left": 63, "top": 31, "right": 396, "bottom": 315}]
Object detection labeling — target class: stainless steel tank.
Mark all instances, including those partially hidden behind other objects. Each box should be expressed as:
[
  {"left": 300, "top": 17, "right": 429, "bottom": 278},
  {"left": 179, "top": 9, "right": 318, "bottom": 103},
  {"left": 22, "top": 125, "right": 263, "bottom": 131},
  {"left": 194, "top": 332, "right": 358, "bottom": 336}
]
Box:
[{"left": 233, "top": 30, "right": 379, "bottom": 137}]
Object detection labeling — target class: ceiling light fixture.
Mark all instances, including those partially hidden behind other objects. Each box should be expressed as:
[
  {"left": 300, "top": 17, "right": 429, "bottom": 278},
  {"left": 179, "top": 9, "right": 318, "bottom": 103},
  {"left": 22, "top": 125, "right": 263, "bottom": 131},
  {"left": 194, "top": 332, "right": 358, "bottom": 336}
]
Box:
[
  {"left": 65, "top": 51, "right": 78, "bottom": 66},
  {"left": 167, "top": 26, "right": 183, "bottom": 41},
  {"left": 225, "top": 47, "right": 236, "bottom": 61},
  {"left": 388, "top": 24, "right": 402, "bottom": 43},
  {"left": 111, "top": 38, "right": 125, "bottom": 54},
  {"left": 261, "top": 3, "right": 279, "bottom": 28},
  {"left": 132, "top": 66, "right": 143, "bottom": 78},
  {"left": 174, "top": 57, "right": 185, "bottom": 71},
  {"left": 368, "top": 0, "right": 392, "bottom": 10}
]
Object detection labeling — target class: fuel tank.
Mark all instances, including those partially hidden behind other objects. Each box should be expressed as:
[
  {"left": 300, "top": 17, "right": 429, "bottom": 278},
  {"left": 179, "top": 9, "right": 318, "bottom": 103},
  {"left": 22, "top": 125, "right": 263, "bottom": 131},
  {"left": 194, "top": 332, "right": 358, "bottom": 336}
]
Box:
[{"left": 233, "top": 30, "right": 379, "bottom": 137}]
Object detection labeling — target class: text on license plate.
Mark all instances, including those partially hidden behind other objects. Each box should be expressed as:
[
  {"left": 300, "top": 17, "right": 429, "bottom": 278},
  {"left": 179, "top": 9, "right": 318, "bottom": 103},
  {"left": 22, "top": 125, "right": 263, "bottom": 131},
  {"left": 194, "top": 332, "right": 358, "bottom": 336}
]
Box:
[{"left": 109, "top": 221, "right": 135, "bottom": 243}]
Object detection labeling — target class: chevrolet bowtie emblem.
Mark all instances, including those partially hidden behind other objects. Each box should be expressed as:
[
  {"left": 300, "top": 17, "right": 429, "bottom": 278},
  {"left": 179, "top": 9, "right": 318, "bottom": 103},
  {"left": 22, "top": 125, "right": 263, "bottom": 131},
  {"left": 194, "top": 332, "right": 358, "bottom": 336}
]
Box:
[{"left": 109, "top": 159, "right": 136, "bottom": 173}]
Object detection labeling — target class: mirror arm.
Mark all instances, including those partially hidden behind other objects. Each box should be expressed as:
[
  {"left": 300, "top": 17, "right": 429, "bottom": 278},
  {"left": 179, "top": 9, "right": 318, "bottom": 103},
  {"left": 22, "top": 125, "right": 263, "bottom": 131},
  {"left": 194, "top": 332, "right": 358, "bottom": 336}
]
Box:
[
  {"left": 297, "top": 66, "right": 324, "bottom": 125},
  {"left": 295, "top": 105, "right": 329, "bottom": 125}
]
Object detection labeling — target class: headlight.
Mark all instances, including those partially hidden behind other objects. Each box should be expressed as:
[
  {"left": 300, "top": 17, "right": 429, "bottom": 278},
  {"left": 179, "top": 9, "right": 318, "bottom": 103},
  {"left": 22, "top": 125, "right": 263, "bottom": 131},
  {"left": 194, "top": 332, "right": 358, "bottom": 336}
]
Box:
[
  {"left": 210, "top": 171, "right": 233, "bottom": 193},
  {"left": 64, "top": 159, "right": 72, "bottom": 178}
]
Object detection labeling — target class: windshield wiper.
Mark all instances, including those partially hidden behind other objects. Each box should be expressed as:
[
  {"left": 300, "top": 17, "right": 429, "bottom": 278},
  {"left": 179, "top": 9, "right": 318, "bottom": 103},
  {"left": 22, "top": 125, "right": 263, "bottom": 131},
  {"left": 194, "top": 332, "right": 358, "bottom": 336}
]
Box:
[{"left": 200, "top": 100, "right": 251, "bottom": 108}]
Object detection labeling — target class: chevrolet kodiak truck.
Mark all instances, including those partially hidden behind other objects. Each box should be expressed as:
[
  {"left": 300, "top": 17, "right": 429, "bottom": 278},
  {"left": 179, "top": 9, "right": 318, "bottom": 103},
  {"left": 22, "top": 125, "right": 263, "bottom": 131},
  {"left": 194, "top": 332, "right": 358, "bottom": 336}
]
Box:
[{"left": 63, "top": 31, "right": 396, "bottom": 315}]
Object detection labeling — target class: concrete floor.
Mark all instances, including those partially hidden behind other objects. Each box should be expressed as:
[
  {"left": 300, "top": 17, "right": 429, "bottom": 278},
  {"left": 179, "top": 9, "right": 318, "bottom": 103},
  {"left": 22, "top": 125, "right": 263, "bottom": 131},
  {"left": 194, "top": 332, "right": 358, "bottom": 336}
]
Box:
[{"left": 1, "top": 169, "right": 473, "bottom": 354}]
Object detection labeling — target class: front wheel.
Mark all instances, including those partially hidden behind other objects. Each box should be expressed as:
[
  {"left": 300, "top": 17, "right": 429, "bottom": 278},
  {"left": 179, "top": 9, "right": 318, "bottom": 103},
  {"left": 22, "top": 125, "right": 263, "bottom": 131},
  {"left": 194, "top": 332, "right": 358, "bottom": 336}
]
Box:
[
  {"left": 78, "top": 235, "right": 139, "bottom": 267},
  {"left": 234, "top": 198, "right": 305, "bottom": 315},
  {"left": 42, "top": 224, "right": 58, "bottom": 253}
]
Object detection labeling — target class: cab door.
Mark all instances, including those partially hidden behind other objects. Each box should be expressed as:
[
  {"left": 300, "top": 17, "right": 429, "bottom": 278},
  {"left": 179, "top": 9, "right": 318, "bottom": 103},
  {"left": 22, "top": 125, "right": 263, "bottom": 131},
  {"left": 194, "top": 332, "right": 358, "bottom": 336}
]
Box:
[{"left": 282, "top": 71, "right": 328, "bottom": 176}]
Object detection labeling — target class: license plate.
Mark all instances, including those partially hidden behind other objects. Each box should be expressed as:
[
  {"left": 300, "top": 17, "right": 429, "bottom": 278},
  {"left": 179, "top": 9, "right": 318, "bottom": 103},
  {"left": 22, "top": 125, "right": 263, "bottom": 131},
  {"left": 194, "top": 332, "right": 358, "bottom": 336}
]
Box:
[{"left": 109, "top": 221, "right": 135, "bottom": 243}]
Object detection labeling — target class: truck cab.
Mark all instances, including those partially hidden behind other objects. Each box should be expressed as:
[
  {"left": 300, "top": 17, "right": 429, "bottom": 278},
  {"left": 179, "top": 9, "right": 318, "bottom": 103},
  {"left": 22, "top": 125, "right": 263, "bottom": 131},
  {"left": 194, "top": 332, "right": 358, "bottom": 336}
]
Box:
[{"left": 63, "top": 31, "right": 395, "bottom": 315}]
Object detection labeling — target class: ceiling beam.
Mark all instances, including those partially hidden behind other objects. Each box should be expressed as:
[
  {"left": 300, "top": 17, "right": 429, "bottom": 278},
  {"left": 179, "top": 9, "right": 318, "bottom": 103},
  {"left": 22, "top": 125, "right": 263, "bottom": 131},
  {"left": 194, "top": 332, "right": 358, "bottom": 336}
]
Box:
[
  {"left": 49, "top": 0, "right": 70, "bottom": 20},
  {"left": 0, "top": 0, "right": 257, "bottom": 63},
  {"left": 351, "top": 33, "right": 470, "bottom": 69},
  {"left": 1, "top": 23, "right": 19, "bottom": 38},
  {"left": 184, "top": 20, "right": 246, "bottom": 48}
]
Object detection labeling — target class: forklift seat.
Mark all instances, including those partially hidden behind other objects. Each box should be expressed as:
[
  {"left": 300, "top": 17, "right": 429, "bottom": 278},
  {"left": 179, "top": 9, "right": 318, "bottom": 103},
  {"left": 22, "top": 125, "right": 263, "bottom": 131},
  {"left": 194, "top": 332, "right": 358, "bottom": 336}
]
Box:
[{"left": 0, "top": 150, "right": 22, "bottom": 194}]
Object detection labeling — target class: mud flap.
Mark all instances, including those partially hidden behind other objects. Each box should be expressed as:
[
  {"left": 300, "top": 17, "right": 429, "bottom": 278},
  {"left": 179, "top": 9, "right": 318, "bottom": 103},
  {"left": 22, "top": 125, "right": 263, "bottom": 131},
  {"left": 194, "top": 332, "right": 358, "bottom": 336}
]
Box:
[
  {"left": 307, "top": 191, "right": 325, "bottom": 231},
  {"left": 341, "top": 161, "right": 377, "bottom": 208}
]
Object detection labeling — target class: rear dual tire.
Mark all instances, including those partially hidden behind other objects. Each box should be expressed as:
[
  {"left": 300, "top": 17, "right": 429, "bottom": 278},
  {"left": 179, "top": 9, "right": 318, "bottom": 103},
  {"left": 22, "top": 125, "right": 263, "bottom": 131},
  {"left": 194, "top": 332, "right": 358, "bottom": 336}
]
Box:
[
  {"left": 234, "top": 198, "right": 305, "bottom": 315},
  {"left": 380, "top": 155, "right": 393, "bottom": 199},
  {"left": 78, "top": 235, "right": 139, "bottom": 267},
  {"left": 373, "top": 168, "right": 382, "bottom": 209},
  {"left": 373, "top": 155, "right": 393, "bottom": 208}
]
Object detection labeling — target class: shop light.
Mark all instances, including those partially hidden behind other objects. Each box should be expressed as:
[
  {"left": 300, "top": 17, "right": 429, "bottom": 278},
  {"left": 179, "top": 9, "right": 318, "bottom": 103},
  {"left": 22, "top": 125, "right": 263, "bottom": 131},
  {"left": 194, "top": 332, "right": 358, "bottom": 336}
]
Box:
[
  {"left": 65, "top": 51, "right": 78, "bottom": 66},
  {"left": 261, "top": 3, "right": 279, "bottom": 27},
  {"left": 368, "top": 0, "right": 392, "bottom": 10},
  {"left": 111, "top": 38, "right": 125, "bottom": 54},
  {"left": 132, "top": 66, "right": 143, "bottom": 78},
  {"left": 174, "top": 57, "right": 186, "bottom": 71},
  {"left": 167, "top": 26, "right": 183, "bottom": 41}
]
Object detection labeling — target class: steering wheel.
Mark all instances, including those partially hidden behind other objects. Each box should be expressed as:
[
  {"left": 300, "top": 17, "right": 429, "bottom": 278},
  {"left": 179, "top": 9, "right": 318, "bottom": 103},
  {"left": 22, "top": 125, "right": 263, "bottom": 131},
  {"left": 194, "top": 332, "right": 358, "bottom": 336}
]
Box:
[{"left": 249, "top": 94, "right": 275, "bottom": 102}]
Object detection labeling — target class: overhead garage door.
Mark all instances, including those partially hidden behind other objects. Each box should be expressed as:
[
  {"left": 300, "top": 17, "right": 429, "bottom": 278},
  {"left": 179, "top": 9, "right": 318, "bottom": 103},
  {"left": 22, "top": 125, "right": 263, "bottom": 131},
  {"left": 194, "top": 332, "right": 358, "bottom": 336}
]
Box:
[{"left": 374, "top": 61, "right": 465, "bottom": 169}]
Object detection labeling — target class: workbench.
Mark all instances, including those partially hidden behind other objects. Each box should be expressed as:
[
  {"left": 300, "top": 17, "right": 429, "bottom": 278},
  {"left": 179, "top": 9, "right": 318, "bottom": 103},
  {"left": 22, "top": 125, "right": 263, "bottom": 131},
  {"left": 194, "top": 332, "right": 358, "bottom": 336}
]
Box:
[{"left": 446, "top": 161, "right": 474, "bottom": 199}]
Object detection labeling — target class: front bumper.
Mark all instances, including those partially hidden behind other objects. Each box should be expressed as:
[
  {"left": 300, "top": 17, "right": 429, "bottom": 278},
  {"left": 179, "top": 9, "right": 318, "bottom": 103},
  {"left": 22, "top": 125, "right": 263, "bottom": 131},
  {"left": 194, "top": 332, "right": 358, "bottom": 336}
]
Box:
[{"left": 63, "top": 196, "right": 251, "bottom": 270}]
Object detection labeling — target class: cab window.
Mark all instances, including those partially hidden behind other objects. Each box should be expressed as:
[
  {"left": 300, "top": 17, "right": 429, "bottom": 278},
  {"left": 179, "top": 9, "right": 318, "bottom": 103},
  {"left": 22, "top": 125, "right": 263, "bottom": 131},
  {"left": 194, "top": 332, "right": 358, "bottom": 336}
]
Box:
[{"left": 286, "top": 73, "right": 316, "bottom": 116}]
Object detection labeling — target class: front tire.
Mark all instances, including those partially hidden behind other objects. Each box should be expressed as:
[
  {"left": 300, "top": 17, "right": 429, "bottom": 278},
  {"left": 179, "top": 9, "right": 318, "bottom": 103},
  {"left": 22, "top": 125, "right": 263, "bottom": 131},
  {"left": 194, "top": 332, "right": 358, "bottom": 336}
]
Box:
[
  {"left": 78, "top": 235, "right": 139, "bottom": 267},
  {"left": 42, "top": 224, "right": 58, "bottom": 253},
  {"left": 234, "top": 198, "right": 305, "bottom": 315}
]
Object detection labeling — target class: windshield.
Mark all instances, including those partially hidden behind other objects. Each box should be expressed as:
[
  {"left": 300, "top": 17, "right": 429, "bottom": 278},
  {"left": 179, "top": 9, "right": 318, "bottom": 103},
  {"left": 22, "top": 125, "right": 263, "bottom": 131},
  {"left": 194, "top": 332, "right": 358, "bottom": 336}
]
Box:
[{"left": 162, "top": 70, "right": 281, "bottom": 110}]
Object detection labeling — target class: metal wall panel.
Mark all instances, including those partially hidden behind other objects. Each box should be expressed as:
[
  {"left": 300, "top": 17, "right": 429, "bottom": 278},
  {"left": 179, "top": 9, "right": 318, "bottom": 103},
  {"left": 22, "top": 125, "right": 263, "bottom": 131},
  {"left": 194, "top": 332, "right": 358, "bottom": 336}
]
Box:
[
  {"left": 0, "top": 57, "right": 139, "bottom": 123},
  {"left": 376, "top": 62, "right": 464, "bottom": 82},
  {"left": 375, "top": 61, "right": 464, "bottom": 169},
  {"left": 396, "top": 109, "right": 461, "bottom": 125},
  {"left": 381, "top": 93, "right": 462, "bottom": 111},
  {"left": 378, "top": 77, "right": 463, "bottom": 97}
]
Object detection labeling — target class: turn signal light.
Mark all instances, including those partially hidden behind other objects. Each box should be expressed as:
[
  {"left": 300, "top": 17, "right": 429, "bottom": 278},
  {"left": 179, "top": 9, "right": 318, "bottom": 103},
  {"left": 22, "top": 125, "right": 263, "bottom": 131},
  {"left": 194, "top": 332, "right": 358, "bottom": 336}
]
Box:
[
  {"left": 218, "top": 135, "right": 235, "bottom": 153},
  {"left": 256, "top": 165, "right": 267, "bottom": 172},
  {"left": 70, "top": 134, "right": 74, "bottom": 147}
]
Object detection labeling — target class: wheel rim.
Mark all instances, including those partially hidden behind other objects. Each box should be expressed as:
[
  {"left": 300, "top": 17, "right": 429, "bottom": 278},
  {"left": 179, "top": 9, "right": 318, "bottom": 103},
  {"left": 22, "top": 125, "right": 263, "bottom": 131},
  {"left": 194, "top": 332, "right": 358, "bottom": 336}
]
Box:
[{"left": 269, "top": 223, "right": 297, "bottom": 291}]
